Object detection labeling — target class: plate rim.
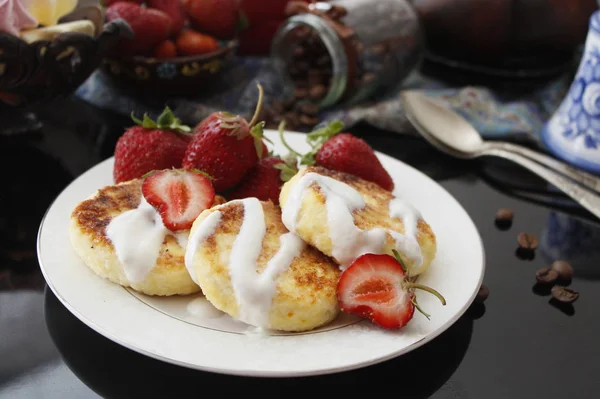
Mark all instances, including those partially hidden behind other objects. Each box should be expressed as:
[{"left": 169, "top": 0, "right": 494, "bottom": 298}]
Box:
[{"left": 37, "top": 130, "right": 486, "bottom": 378}]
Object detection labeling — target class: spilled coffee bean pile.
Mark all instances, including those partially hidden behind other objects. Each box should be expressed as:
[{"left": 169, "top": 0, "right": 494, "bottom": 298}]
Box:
[
  {"left": 264, "top": 4, "right": 368, "bottom": 132},
  {"left": 263, "top": 29, "right": 332, "bottom": 131},
  {"left": 492, "top": 207, "right": 581, "bottom": 306},
  {"left": 535, "top": 260, "right": 578, "bottom": 303}
]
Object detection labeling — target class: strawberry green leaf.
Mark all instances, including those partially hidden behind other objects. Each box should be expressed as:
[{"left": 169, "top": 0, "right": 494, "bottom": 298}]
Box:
[
  {"left": 250, "top": 122, "right": 267, "bottom": 158},
  {"left": 157, "top": 106, "right": 176, "bottom": 127},
  {"left": 131, "top": 112, "right": 144, "bottom": 126},
  {"left": 274, "top": 153, "right": 300, "bottom": 182},
  {"left": 130, "top": 107, "right": 191, "bottom": 133},
  {"left": 306, "top": 120, "right": 344, "bottom": 149},
  {"left": 142, "top": 114, "right": 158, "bottom": 129}
]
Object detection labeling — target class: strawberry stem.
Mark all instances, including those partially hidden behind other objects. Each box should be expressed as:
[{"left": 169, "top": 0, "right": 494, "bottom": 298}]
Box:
[
  {"left": 248, "top": 83, "right": 265, "bottom": 128},
  {"left": 392, "top": 249, "right": 407, "bottom": 273},
  {"left": 406, "top": 283, "right": 447, "bottom": 305},
  {"left": 412, "top": 296, "right": 430, "bottom": 320},
  {"left": 278, "top": 120, "right": 303, "bottom": 157}
]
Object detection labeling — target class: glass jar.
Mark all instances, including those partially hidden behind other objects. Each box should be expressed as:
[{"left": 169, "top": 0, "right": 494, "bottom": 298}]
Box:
[{"left": 270, "top": 0, "right": 423, "bottom": 110}]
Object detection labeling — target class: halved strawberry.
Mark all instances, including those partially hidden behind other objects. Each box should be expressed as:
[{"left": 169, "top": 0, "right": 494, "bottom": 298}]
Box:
[
  {"left": 141, "top": 169, "right": 215, "bottom": 231},
  {"left": 337, "top": 251, "right": 446, "bottom": 329}
]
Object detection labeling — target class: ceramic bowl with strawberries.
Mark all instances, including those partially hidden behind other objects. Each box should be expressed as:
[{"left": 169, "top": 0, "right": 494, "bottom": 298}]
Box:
[{"left": 100, "top": 0, "right": 241, "bottom": 97}]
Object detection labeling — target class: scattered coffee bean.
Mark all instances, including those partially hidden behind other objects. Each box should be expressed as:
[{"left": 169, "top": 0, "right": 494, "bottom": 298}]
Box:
[
  {"left": 551, "top": 260, "right": 574, "bottom": 281},
  {"left": 294, "top": 87, "right": 309, "bottom": 99},
  {"left": 475, "top": 284, "right": 489, "bottom": 303},
  {"left": 298, "top": 102, "right": 319, "bottom": 116},
  {"left": 298, "top": 114, "right": 320, "bottom": 126},
  {"left": 551, "top": 286, "right": 579, "bottom": 303},
  {"left": 494, "top": 208, "right": 513, "bottom": 230},
  {"left": 515, "top": 247, "right": 535, "bottom": 261},
  {"left": 309, "top": 84, "right": 327, "bottom": 100},
  {"left": 535, "top": 268, "right": 558, "bottom": 285},
  {"left": 362, "top": 72, "right": 377, "bottom": 85},
  {"left": 517, "top": 232, "right": 538, "bottom": 250}
]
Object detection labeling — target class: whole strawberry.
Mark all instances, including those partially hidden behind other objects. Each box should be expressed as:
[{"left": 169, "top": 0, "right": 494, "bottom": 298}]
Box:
[
  {"left": 106, "top": 2, "right": 172, "bottom": 56},
  {"left": 281, "top": 121, "right": 395, "bottom": 191},
  {"left": 113, "top": 107, "right": 192, "bottom": 184},
  {"left": 229, "top": 155, "right": 298, "bottom": 204},
  {"left": 316, "top": 133, "right": 394, "bottom": 191},
  {"left": 182, "top": 84, "right": 270, "bottom": 193},
  {"left": 147, "top": 0, "right": 186, "bottom": 36},
  {"left": 185, "top": 0, "right": 241, "bottom": 39}
]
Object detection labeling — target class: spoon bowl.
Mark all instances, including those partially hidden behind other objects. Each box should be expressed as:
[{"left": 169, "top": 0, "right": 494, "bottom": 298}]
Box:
[
  {"left": 401, "top": 90, "right": 600, "bottom": 220},
  {"left": 401, "top": 91, "right": 485, "bottom": 154}
]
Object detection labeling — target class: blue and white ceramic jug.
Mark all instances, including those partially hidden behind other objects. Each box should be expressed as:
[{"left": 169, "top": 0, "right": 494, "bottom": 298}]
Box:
[{"left": 543, "top": 11, "right": 600, "bottom": 175}]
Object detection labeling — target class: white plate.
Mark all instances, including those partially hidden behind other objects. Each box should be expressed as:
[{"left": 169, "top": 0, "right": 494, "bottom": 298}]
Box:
[{"left": 37, "top": 130, "right": 485, "bottom": 377}]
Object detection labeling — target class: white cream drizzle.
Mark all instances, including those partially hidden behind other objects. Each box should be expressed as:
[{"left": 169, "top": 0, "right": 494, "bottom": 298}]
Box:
[
  {"left": 184, "top": 210, "right": 222, "bottom": 285},
  {"left": 281, "top": 172, "right": 424, "bottom": 271},
  {"left": 106, "top": 197, "right": 170, "bottom": 284},
  {"left": 228, "top": 198, "right": 305, "bottom": 328},
  {"left": 183, "top": 198, "right": 306, "bottom": 329}
]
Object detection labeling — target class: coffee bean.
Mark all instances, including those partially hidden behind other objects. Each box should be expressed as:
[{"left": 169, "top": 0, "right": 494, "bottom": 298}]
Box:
[
  {"left": 362, "top": 72, "right": 377, "bottom": 85},
  {"left": 551, "top": 286, "right": 579, "bottom": 303},
  {"left": 370, "top": 43, "right": 388, "bottom": 55},
  {"left": 310, "top": 84, "right": 327, "bottom": 99},
  {"left": 551, "top": 260, "right": 574, "bottom": 281},
  {"left": 299, "top": 114, "right": 320, "bottom": 127},
  {"left": 535, "top": 268, "right": 558, "bottom": 284},
  {"left": 298, "top": 102, "right": 319, "bottom": 116},
  {"left": 494, "top": 208, "right": 513, "bottom": 229},
  {"left": 475, "top": 284, "right": 489, "bottom": 303},
  {"left": 294, "top": 87, "right": 309, "bottom": 99},
  {"left": 517, "top": 232, "right": 538, "bottom": 250}
]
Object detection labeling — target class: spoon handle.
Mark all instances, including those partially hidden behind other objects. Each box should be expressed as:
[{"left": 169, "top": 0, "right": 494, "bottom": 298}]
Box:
[
  {"left": 484, "top": 148, "right": 600, "bottom": 219},
  {"left": 489, "top": 142, "right": 600, "bottom": 193}
]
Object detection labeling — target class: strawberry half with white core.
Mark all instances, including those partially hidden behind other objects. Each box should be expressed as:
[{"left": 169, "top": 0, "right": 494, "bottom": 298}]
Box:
[
  {"left": 142, "top": 169, "right": 215, "bottom": 232},
  {"left": 337, "top": 250, "right": 446, "bottom": 329}
]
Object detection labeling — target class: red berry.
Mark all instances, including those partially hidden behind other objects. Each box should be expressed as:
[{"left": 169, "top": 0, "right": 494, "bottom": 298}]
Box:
[
  {"left": 113, "top": 107, "right": 192, "bottom": 183},
  {"left": 182, "top": 113, "right": 258, "bottom": 193},
  {"left": 175, "top": 29, "right": 219, "bottom": 56},
  {"left": 153, "top": 40, "right": 178, "bottom": 59},
  {"left": 316, "top": 133, "right": 394, "bottom": 191},
  {"left": 182, "top": 84, "right": 268, "bottom": 193},
  {"left": 142, "top": 169, "right": 215, "bottom": 231},
  {"left": 104, "top": 0, "right": 143, "bottom": 6},
  {"left": 229, "top": 157, "right": 285, "bottom": 204},
  {"left": 106, "top": 2, "right": 172, "bottom": 56},
  {"left": 147, "top": 0, "right": 186, "bottom": 35},
  {"left": 185, "top": 0, "right": 240, "bottom": 39},
  {"left": 337, "top": 252, "right": 446, "bottom": 330}
]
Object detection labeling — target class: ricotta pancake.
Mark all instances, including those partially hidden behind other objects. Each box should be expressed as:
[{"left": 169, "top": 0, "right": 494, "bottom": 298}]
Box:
[
  {"left": 69, "top": 178, "right": 225, "bottom": 296},
  {"left": 185, "top": 198, "right": 340, "bottom": 332},
  {"left": 279, "top": 166, "right": 437, "bottom": 276}
]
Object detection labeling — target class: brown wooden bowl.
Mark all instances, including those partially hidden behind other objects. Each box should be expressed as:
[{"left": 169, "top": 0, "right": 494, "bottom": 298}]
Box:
[
  {"left": 0, "top": 19, "right": 132, "bottom": 107},
  {"left": 100, "top": 39, "right": 238, "bottom": 98}
]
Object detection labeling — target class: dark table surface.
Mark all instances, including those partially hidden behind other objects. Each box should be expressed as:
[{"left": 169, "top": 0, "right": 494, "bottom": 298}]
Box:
[{"left": 1, "top": 93, "right": 600, "bottom": 399}]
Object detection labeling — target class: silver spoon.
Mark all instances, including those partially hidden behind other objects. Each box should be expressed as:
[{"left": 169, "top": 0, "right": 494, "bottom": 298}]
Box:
[{"left": 401, "top": 91, "right": 600, "bottom": 220}]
